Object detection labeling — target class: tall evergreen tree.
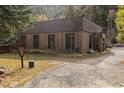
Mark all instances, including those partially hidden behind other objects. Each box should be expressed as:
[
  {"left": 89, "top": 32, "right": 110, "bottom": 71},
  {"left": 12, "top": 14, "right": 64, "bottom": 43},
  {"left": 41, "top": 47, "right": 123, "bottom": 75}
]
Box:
[{"left": 0, "top": 5, "right": 34, "bottom": 44}]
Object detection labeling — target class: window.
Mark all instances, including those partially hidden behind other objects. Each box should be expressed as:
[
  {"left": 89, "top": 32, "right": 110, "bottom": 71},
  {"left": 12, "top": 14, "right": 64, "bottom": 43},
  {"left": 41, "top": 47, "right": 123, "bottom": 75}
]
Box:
[
  {"left": 48, "top": 34, "right": 55, "bottom": 49},
  {"left": 33, "top": 35, "right": 39, "bottom": 48},
  {"left": 66, "top": 33, "right": 74, "bottom": 49}
]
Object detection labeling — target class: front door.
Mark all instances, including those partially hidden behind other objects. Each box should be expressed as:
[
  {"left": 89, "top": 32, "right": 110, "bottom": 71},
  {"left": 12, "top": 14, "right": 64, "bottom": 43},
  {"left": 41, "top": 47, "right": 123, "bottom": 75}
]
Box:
[{"left": 33, "top": 35, "right": 39, "bottom": 48}]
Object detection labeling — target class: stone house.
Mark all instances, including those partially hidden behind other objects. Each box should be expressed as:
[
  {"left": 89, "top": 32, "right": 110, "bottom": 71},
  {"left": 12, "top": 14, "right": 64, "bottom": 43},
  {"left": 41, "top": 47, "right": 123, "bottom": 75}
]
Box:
[{"left": 19, "top": 16, "right": 103, "bottom": 53}]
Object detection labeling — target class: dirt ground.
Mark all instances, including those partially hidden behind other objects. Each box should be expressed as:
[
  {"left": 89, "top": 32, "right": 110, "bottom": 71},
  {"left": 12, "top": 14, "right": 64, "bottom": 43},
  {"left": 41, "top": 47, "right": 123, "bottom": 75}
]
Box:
[{"left": 24, "top": 47, "right": 124, "bottom": 88}]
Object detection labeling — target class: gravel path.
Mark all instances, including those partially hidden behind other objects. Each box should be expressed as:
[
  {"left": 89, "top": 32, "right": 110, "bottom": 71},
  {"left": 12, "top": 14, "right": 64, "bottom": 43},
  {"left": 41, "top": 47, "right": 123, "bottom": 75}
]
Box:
[{"left": 24, "top": 47, "right": 124, "bottom": 88}]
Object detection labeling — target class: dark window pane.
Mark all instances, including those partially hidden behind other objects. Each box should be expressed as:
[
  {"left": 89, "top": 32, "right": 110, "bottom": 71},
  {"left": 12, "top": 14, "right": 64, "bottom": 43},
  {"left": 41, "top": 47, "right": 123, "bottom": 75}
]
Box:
[
  {"left": 33, "top": 35, "right": 39, "bottom": 48},
  {"left": 48, "top": 34, "right": 55, "bottom": 49},
  {"left": 66, "top": 33, "right": 74, "bottom": 49}
]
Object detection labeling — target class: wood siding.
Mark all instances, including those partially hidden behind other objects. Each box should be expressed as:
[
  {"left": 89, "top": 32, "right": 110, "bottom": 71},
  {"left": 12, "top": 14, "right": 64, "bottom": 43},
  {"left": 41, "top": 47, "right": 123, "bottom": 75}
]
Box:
[
  {"left": 24, "top": 31, "right": 90, "bottom": 53},
  {"left": 81, "top": 31, "right": 90, "bottom": 53}
]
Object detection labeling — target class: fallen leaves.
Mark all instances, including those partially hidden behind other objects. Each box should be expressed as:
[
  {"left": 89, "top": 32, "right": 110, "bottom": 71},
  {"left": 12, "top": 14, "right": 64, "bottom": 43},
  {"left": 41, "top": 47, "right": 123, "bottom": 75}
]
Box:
[{"left": 0, "top": 53, "right": 58, "bottom": 88}]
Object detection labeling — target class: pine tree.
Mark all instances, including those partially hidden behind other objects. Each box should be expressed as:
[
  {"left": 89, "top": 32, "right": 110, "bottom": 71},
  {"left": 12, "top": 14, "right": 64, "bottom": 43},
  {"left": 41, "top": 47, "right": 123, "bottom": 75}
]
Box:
[{"left": 0, "top": 5, "right": 34, "bottom": 44}]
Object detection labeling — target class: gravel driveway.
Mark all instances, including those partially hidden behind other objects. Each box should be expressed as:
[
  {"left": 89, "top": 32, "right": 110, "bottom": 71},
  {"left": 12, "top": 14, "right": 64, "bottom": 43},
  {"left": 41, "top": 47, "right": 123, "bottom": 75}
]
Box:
[{"left": 24, "top": 47, "right": 124, "bottom": 88}]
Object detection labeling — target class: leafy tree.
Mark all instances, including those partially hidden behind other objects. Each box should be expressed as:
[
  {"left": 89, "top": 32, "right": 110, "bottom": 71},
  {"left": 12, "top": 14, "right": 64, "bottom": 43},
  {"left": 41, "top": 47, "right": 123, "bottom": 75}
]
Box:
[
  {"left": 33, "top": 5, "right": 66, "bottom": 19},
  {"left": 91, "top": 6, "right": 108, "bottom": 32},
  {"left": 115, "top": 6, "right": 124, "bottom": 42},
  {"left": 0, "top": 5, "right": 34, "bottom": 44},
  {"left": 33, "top": 5, "right": 84, "bottom": 19},
  {"left": 36, "top": 15, "right": 48, "bottom": 22},
  {"left": 65, "top": 6, "right": 83, "bottom": 17},
  {"left": 82, "top": 6, "right": 94, "bottom": 20}
]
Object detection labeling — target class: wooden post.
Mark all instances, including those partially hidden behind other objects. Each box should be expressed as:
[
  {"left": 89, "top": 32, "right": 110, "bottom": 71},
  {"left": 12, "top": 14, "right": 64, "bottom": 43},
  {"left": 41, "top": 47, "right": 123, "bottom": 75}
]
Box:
[
  {"left": 18, "top": 47, "right": 25, "bottom": 68},
  {"left": 21, "top": 57, "right": 24, "bottom": 68}
]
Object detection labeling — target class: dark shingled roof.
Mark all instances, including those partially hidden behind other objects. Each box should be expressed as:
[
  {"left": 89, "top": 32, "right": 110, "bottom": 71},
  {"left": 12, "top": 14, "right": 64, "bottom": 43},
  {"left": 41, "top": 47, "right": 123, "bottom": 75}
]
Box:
[{"left": 21, "top": 16, "right": 102, "bottom": 34}]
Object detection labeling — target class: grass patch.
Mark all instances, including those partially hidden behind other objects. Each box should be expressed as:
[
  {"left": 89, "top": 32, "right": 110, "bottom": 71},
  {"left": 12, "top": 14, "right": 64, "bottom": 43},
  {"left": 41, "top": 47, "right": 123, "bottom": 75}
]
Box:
[{"left": 0, "top": 53, "right": 58, "bottom": 88}]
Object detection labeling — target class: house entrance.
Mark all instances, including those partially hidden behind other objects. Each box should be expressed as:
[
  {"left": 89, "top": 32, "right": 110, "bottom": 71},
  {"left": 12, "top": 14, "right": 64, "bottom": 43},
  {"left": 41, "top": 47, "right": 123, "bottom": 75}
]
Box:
[{"left": 89, "top": 33, "right": 102, "bottom": 52}]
